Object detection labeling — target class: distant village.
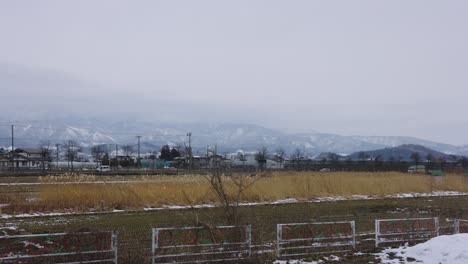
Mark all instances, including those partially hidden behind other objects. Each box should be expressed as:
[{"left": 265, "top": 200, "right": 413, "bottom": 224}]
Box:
[{"left": 1, "top": 142, "right": 467, "bottom": 174}]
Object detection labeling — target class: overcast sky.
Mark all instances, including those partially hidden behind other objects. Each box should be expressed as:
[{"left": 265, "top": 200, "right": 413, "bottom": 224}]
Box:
[{"left": 1, "top": 1, "right": 467, "bottom": 145}]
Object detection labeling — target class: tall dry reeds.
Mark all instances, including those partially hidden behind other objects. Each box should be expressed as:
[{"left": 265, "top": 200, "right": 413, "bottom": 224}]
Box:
[{"left": 3, "top": 172, "right": 468, "bottom": 213}]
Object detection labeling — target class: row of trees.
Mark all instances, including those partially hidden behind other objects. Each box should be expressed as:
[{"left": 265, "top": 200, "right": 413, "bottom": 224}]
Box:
[
  {"left": 34, "top": 140, "right": 468, "bottom": 172},
  {"left": 38, "top": 140, "right": 83, "bottom": 171},
  {"left": 35, "top": 140, "right": 187, "bottom": 170},
  {"left": 37, "top": 140, "right": 137, "bottom": 170}
]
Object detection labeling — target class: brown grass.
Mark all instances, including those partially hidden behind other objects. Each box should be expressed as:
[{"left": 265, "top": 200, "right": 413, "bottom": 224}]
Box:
[{"left": 2, "top": 172, "right": 468, "bottom": 213}]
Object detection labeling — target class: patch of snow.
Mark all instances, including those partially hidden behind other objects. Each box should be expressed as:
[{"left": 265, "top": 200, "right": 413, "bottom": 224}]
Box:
[
  {"left": 1, "top": 212, "right": 67, "bottom": 219},
  {"left": 322, "top": 255, "right": 340, "bottom": 262},
  {"left": 378, "top": 234, "right": 468, "bottom": 264},
  {"left": 273, "top": 260, "right": 320, "bottom": 264},
  {"left": 269, "top": 198, "right": 300, "bottom": 204},
  {"left": 0, "top": 225, "right": 18, "bottom": 231},
  {"left": 22, "top": 240, "right": 45, "bottom": 249},
  {"left": 391, "top": 191, "right": 467, "bottom": 198},
  {"left": 273, "top": 255, "right": 340, "bottom": 264}
]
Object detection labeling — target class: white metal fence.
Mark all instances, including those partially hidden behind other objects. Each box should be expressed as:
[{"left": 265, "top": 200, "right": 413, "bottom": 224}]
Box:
[
  {"left": 454, "top": 219, "right": 468, "bottom": 234},
  {"left": 1, "top": 217, "right": 463, "bottom": 263},
  {"left": 276, "top": 221, "right": 356, "bottom": 258},
  {"left": 152, "top": 225, "right": 251, "bottom": 264},
  {"left": 375, "top": 217, "right": 439, "bottom": 247},
  {"left": 0, "top": 231, "right": 118, "bottom": 263}
]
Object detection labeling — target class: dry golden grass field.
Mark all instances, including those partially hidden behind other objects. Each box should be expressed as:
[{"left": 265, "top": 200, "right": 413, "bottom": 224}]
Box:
[{"left": 1, "top": 171, "right": 468, "bottom": 214}]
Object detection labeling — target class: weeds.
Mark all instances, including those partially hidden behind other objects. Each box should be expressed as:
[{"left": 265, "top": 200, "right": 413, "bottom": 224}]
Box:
[{"left": 2, "top": 172, "right": 468, "bottom": 213}]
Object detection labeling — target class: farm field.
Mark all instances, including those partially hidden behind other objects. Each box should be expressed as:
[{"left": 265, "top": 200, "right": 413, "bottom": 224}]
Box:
[
  {"left": 2, "top": 194, "right": 468, "bottom": 263},
  {"left": 1, "top": 172, "right": 468, "bottom": 263}
]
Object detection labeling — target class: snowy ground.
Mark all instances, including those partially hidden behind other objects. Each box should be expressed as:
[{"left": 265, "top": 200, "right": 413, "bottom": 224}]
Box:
[
  {"left": 274, "top": 235, "right": 468, "bottom": 264},
  {"left": 378, "top": 234, "right": 468, "bottom": 264},
  {"left": 274, "top": 260, "right": 319, "bottom": 264},
  {"left": 273, "top": 255, "right": 340, "bottom": 264}
]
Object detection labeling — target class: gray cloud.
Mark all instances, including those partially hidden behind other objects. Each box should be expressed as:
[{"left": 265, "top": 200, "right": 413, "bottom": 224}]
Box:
[{"left": 1, "top": 0, "right": 467, "bottom": 144}]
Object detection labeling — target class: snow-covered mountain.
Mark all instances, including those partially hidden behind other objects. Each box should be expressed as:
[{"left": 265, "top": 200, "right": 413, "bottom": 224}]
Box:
[
  {"left": 0, "top": 118, "right": 467, "bottom": 156},
  {"left": 346, "top": 144, "right": 462, "bottom": 161}
]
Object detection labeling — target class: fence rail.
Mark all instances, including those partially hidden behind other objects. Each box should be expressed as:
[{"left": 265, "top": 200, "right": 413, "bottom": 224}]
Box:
[
  {"left": 1, "top": 217, "right": 465, "bottom": 263},
  {"left": 0, "top": 231, "right": 117, "bottom": 263},
  {"left": 276, "top": 221, "right": 356, "bottom": 258},
  {"left": 454, "top": 219, "right": 468, "bottom": 234},
  {"left": 152, "top": 225, "right": 251, "bottom": 264},
  {"left": 375, "top": 217, "right": 439, "bottom": 247}
]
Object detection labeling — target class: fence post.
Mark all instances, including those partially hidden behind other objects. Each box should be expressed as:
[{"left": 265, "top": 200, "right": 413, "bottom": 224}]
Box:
[
  {"left": 351, "top": 221, "right": 356, "bottom": 249},
  {"left": 276, "top": 224, "right": 282, "bottom": 258},
  {"left": 152, "top": 228, "right": 157, "bottom": 264},
  {"left": 112, "top": 231, "right": 118, "bottom": 264},
  {"left": 454, "top": 219, "right": 460, "bottom": 234},
  {"left": 434, "top": 217, "right": 440, "bottom": 237},
  {"left": 246, "top": 225, "right": 252, "bottom": 257},
  {"left": 375, "top": 220, "right": 380, "bottom": 248}
]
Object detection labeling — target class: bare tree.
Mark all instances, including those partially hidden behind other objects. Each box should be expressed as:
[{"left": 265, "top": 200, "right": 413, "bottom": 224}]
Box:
[
  {"left": 291, "top": 148, "right": 303, "bottom": 160},
  {"left": 275, "top": 147, "right": 286, "bottom": 169},
  {"left": 54, "top": 143, "right": 61, "bottom": 169},
  {"left": 358, "top": 151, "right": 367, "bottom": 161},
  {"left": 39, "top": 140, "right": 53, "bottom": 173},
  {"left": 91, "top": 145, "right": 107, "bottom": 166},
  {"left": 410, "top": 152, "right": 421, "bottom": 165},
  {"left": 426, "top": 154, "right": 434, "bottom": 163},
  {"left": 204, "top": 155, "right": 267, "bottom": 225},
  {"left": 121, "top": 145, "right": 134, "bottom": 157},
  {"left": 63, "top": 140, "right": 82, "bottom": 171},
  {"left": 174, "top": 143, "right": 187, "bottom": 157},
  {"left": 255, "top": 146, "right": 268, "bottom": 171}
]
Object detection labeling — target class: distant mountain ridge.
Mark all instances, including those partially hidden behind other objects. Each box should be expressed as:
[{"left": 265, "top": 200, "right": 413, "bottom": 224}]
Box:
[
  {"left": 0, "top": 118, "right": 467, "bottom": 156},
  {"left": 346, "top": 144, "right": 462, "bottom": 161}
]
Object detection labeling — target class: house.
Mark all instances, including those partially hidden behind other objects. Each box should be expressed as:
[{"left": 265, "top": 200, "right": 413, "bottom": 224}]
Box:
[
  {"left": 11, "top": 148, "right": 46, "bottom": 169},
  {"left": 0, "top": 157, "right": 9, "bottom": 169},
  {"left": 427, "top": 170, "right": 445, "bottom": 176},
  {"left": 408, "top": 165, "right": 426, "bottom": 173},
  {"left": 0, "top": 149, "right": 9, "bottom": 169},
  {"left": 264, "top": 158, "right": 284, "bottom": 169},
  {"left": 0, "top": 148, "right": 9, "bottom": 158},
  {"left": 191, "top": 156, "right": 210, "bottom": 169},
  {"left": 171, "top": 154, "right": 232, "bottom": 169},
  {"left": 111, "top": 155, "right": 135, "bottom": 167},
  {"left": 230, "top": 153, "right": 284, "bottom": 169}
]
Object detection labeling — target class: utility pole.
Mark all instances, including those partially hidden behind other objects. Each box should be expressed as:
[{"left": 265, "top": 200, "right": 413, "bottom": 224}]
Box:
[
  {"left": 214, "top": 144, "right": 218, "bottom": 169},
  {"left": 206, "top": 145, "right": 209, "bottom": 168},
  {"left": 116, "top": 144, "right": 119, "bottom": 169},
  {"left": 55, "top": 143, "right": 60, "bottom": 169},
  {"left": 187, "top": 132, "right": 192, "bottom": 172},
  {"left": 11, "top": 125, "right": 14, "bottom": 172},
  {"left": 136, "top": 136, "right": 141, "bottom": 168}
]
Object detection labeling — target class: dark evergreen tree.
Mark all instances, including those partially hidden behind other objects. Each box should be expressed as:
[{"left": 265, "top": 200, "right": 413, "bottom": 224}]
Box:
[
  {"left": 170, "top": 147, "right": 181, "bottom": 160},
  {"left": 159, "top": 145, "right": 171, "bottom": 161},
  {"left": 410, "top": 152, "right": 421, "bottom": 165},
  {"left": 102, "top": 153, "right": 110, "bottom": 165}
]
